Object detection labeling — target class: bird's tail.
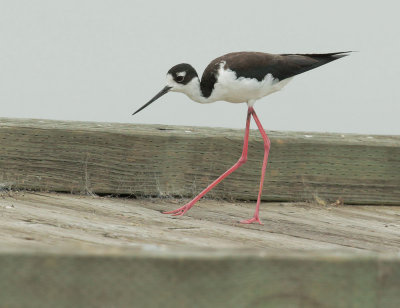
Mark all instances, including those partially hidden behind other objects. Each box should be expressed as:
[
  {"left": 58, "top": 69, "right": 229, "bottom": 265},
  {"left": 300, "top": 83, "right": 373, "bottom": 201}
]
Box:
[
  {"left": 278, "top": 51, "right": 353, "bottom": 80},
  {"left": 306, "top": 51, "right": 353, "bottom": 59}
]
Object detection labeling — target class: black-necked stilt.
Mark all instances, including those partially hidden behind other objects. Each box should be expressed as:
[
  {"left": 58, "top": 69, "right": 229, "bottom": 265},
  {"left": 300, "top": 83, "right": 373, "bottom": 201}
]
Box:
[{"left": 133, "top": 51, "right": 351, "bottom": 224}]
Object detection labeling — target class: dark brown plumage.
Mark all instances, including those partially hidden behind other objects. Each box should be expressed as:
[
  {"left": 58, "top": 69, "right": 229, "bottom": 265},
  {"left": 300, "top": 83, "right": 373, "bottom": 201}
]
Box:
[{"left": 200, "top": 51, "right": 350, "bottom": 97}]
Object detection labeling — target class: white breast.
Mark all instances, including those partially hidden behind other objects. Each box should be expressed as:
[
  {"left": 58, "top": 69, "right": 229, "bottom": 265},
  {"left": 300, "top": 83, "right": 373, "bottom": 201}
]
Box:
[{"left": 209, "top": 64, "right": 292, "bottom": 104}]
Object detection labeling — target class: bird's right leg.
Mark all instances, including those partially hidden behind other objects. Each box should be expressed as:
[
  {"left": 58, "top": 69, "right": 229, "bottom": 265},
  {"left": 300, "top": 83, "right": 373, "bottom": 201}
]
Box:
[{"left": 163, "top": 107, "right": 252, "bottom": 216}]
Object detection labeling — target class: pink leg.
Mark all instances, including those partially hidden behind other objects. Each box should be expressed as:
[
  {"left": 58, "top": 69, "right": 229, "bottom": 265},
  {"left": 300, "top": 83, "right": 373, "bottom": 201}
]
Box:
[
  {"left": 240, "top": 108, "right": 271, "bottom": 224},
  {"left": 163, "top": 108, "right": 252, "bottom": 216}
]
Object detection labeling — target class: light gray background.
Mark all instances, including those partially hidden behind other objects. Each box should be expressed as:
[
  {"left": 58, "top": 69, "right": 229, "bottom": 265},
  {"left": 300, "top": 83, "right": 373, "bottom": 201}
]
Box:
[{"left": 1, "top": 0, "right": 399, "bottom": 134}]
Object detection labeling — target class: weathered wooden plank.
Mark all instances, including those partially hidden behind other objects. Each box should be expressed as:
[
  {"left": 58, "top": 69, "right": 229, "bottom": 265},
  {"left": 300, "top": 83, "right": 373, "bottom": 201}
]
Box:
[
  {"left": 0, "top": 117, "right": 399, "bottom": 204},
  {"left": 1, "top": 192, "right": 400, "bottom": 251},
  {"left": 1, "top": 250, "right": 400, "bottom": 308},
  {"left": 1, "top": 192, "right": 400, "bottom": 307}
]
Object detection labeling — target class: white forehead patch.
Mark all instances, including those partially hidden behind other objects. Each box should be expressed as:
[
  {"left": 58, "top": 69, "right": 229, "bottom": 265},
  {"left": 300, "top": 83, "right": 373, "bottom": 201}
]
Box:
[{"left": 176, "top": 71, "right": 186, "bottom": 77}]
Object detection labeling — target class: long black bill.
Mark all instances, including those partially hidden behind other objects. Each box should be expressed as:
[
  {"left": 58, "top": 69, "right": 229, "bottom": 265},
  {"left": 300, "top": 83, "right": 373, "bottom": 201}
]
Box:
[{"left": 132, "top": 86, "right": 172, "bottom": 115}]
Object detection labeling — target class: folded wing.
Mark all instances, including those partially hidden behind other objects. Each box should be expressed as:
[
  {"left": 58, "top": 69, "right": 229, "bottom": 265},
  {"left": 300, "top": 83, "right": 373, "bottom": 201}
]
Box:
[{"left": 200, "top": 51, "right": 351, "bottom": 97}]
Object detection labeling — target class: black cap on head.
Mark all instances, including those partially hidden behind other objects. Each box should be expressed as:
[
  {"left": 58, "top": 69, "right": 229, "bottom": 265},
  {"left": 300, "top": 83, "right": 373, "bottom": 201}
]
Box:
[{"left": 167, "top": 63, "right": 198, "bottom": 85}]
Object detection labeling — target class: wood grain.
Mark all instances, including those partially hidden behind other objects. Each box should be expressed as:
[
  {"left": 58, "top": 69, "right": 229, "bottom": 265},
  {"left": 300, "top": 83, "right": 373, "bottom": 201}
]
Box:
[
  {"left": 1, "top": 192, "right": 400, "bottom": 307},
  {"left": 1, "top": 192, "right": 400, "bottom": 251},
  {"left": 1, "top": 117, "right": 399, "bottom": 204}
]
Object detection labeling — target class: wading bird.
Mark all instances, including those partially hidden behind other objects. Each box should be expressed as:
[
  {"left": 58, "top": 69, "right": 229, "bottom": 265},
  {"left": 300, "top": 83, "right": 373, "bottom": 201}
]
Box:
[{"left": 133, "top": 51, "right": 351, "bottom": 224}]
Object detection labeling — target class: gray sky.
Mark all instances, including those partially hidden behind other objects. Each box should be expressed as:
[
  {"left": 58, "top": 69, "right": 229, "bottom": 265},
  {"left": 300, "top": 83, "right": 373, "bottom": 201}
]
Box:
[{"left": 1, "top": 0, "right": 399, "bottom": 134}]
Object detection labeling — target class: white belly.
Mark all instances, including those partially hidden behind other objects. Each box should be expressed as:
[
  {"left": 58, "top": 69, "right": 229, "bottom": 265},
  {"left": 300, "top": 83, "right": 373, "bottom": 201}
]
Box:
[{"left": 209, "top": 68, "right": 292, "bottom": 104}]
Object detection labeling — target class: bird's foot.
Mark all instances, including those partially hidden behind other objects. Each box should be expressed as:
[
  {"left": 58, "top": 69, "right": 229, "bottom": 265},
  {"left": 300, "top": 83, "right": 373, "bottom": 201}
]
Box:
[
  {"left": 239, "top": 216, "right": 263, "bottom": 225},
  {"left": 163, "top": 202, "right": 194, "bottom": 216}
]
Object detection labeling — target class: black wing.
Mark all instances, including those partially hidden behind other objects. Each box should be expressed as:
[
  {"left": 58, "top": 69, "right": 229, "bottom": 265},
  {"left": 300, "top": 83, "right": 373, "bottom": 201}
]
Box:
[{"left": 200, "top": 51, "right": 351, "bottom": 97}]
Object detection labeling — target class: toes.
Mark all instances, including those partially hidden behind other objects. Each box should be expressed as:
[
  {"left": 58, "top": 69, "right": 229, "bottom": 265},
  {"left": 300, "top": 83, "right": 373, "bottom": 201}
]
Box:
[
  {"left": 163, "top": 210, "right": 178, "bottom": 214},
  {"left": 164, "top": 203, "right": 192, "bottom": 217},
  {"left": 239, "top": 217, "right": 263, "bottom": 225},
  {"left": 163, "top": 206, "right": 186, "bottom": 214},
  {"left": 239, "top": 219, "right": 253, "bottom": 224}
]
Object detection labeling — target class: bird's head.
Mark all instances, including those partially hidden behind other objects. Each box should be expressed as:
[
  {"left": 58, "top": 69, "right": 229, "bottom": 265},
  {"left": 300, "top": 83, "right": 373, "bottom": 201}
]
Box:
[{"left": 133, "top": 63, "right": 198, "bottom": 115}]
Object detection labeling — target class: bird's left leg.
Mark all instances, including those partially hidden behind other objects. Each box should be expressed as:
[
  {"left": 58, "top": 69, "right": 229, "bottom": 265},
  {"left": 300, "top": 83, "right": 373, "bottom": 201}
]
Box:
[
  {"left": 163, "top": 107, "right": 252, "bottom": 216},
  {"left": 240, "top": 107, "right": 270, "bottom": 224}
]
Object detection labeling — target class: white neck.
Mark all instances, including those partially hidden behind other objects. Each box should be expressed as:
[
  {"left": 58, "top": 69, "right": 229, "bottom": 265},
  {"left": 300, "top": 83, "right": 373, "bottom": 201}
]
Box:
[{"left": 175, "top": 78, "right": 214, "bottom": 104}]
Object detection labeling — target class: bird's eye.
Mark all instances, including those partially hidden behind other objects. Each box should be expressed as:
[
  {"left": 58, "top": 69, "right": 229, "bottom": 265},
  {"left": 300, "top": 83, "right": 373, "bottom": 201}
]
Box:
[{"left": 176, "top": 75, "right": 184, "bottom": 82}]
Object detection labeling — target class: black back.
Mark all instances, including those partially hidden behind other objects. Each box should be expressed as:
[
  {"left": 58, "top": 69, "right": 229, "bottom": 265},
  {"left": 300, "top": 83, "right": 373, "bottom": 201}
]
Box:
[{"left": 200, "top": 51, "right": 350, "bottom": 98}]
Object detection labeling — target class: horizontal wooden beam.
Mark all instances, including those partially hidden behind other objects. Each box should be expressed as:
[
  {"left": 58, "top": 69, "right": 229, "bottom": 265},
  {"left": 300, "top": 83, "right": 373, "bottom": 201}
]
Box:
[
  {"left": 1, "top": 248, "right": 400, "bottom": 307},
  {"left": 0, "top": 118, "right": 399, "bottom": 204},
  {"left": 2, "top": 191, "right": 400, "bottom": 307}
]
